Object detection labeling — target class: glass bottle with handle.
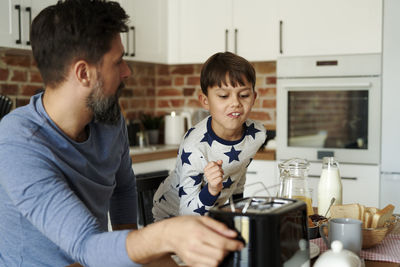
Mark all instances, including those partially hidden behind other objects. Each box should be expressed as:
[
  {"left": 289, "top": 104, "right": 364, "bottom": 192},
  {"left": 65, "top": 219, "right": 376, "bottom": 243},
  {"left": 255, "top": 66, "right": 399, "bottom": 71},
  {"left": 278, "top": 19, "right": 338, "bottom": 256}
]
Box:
[{"left": 278, "top": 158, "right": 314, "bottom": 216}]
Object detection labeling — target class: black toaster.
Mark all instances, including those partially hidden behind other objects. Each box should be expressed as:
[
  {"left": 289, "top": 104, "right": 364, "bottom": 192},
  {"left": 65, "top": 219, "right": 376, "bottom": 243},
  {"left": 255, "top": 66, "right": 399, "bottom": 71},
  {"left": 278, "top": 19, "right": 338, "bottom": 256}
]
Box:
[{"left": 208, "top": 197, "right": 310, "bottom": 267}]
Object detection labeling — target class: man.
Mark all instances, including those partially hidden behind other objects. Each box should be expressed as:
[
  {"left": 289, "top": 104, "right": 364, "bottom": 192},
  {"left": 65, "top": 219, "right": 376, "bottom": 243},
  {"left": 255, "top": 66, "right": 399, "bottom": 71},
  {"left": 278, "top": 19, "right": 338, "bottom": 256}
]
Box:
[{"left": 0, "top": 1, "right": 243, "bottom": 266}]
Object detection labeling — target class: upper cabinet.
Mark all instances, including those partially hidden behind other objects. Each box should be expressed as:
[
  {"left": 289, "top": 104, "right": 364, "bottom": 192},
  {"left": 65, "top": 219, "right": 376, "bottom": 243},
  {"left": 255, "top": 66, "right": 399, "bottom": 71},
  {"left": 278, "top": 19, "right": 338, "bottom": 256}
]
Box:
[
  {"left": 1, "top": 0, "right": 384, "bottom": 63},
  {"left": 117, "top": 0, "right": 170, "bottom": 63},
  {"left": 232, "top": 0, "right": 279, "bottom": 62},
  {"left": 0, "top": 0, "right": 56, "bottom": 49},
  {"left": 175, "top": 0, "right": 230, "bottom": 64},
  {"left": 277, "top": 0, "right": 383, "bottom": 57},
  {"left": 175, "top": 0, "right": 279, "bottom": 64}
]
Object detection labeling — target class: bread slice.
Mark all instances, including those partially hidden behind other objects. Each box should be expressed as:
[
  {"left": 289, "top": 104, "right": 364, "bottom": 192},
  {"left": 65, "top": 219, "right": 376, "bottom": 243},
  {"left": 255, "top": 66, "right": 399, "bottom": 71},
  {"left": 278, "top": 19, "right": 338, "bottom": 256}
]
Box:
[
  {"left": 364, "top": 210, "right": 373, "bottom": 228},
  {"left": 360, "top": 204, "right": 365, "bottom": 222},
  {"left": 330, "top": 203, "right": 361, "bottom": 220},
  {"left": 371, "top": 204, "right": 395, "bottom": 228},
  {"left": 367, "top": 207, "right": 379, "bottom": 215}
]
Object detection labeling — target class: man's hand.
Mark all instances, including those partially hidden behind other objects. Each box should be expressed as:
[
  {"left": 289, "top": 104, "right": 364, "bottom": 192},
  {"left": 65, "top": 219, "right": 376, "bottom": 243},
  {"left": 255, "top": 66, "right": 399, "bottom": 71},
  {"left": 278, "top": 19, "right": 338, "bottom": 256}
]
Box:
[
  {"left": 166, "top": 216, "right": 243, "bottom": 267},
  {"left": 126, "top": 216, "right": 244, "bottom": 267},
  {"left": 204, "top": 160, "right": 224, "bottom": 196}
]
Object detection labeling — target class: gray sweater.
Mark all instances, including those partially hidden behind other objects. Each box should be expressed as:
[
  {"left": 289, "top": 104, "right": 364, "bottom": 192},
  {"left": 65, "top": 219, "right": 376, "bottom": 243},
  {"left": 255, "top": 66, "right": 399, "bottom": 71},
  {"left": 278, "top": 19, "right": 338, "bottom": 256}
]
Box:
[{"left": 0, "top": 93, "right": 138, "bottom": 267}]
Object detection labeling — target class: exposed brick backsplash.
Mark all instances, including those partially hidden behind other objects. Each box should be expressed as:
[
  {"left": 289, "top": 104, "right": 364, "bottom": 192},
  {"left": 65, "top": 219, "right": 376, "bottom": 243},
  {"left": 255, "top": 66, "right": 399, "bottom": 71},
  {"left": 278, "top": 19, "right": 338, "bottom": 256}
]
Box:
[
  {"left": 0, "top": 49, "right": 44, "bottom": 108},
  {"left": 0, "top": 48, "right": 276, "bottom": 130}
]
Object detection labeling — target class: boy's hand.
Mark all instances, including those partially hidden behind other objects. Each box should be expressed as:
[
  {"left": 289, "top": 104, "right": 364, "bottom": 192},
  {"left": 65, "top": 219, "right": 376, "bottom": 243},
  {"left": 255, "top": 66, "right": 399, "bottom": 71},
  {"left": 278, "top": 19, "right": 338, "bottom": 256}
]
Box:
[{"left": 204, "top": 160, "right": 224, "bottom": 196}]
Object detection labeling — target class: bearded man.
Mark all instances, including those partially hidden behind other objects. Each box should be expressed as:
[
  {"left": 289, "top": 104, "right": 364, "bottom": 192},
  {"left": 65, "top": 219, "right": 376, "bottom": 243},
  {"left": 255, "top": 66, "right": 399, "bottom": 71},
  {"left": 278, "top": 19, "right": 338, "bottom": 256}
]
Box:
[{"left": 0, "top": 1, "right": 243, "bottom": 266}]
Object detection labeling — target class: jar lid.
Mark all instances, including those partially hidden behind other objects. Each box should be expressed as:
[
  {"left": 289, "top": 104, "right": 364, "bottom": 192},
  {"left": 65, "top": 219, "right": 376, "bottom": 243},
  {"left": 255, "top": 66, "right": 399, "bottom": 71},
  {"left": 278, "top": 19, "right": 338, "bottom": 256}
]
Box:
[
  {"left": 314, "top": 241, "right": 362, "bottom": 267},
  {"left": 278, "top": 158, "right": 310, "bottom": 170}
]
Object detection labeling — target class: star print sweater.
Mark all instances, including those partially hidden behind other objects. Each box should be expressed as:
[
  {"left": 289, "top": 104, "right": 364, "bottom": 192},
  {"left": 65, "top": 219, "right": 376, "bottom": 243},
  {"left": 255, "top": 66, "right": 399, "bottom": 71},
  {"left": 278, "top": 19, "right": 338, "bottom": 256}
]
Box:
[{"left": 152, "top": 116, "right": 266, "bottom": 221}]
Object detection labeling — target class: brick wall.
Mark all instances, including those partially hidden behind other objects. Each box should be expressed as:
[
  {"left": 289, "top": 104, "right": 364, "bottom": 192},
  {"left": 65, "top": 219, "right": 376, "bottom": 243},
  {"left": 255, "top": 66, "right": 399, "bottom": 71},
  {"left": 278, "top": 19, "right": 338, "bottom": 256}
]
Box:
[
  {"left": 0, "top": 48, "right": 277, "bottom": 130},
  {"left": 0, "top": 49, "right": 44, "bottom": 108}
]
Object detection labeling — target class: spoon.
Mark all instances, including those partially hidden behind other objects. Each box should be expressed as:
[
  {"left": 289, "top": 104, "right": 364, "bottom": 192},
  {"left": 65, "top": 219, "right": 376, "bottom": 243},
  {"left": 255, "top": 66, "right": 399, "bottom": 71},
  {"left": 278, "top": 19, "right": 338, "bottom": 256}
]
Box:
[{"left": 324, "top": 197, "right": 336, "bottom": 217}]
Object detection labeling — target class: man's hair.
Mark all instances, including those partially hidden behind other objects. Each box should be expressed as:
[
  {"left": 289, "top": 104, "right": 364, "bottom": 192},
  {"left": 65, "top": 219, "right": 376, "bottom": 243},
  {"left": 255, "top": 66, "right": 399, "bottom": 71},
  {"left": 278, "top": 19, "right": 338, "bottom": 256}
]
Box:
[
  {"left": 200, "top": 52, "right": 256, "bottom": 95},
  {"left": 30, "top": 0, "right": 129, "bottom": 88}
]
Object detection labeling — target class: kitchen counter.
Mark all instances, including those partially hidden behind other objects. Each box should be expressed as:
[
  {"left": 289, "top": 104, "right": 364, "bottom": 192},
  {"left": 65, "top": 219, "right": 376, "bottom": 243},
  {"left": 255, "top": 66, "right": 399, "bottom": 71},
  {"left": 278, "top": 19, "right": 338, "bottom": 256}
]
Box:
[
  {"left": 144, "top": 225, "right": 400, "bottom": 267},
  {"left": 130, "top": 145, "right": 179, "bottom": 163},
  {"left": 130, "top": 145, "right": 276, "bottom": 163},
  {"left": 144, "top": 255, "right": 400, "bottom": 267}
]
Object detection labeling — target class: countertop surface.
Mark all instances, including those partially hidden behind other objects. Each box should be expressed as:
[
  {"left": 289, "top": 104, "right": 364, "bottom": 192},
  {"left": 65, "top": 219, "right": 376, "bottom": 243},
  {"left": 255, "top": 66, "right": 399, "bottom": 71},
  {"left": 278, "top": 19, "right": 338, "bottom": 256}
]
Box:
[
  {"left": 144, "top": 254, "right": 400, "bottom": 267},
  {"left": 130, "top": 145, "right": 179, "bottom": 163},
  {"left": 130, "top": 145, "right": 276, "bottom": 163},
  {"left": 144, "top": 224, "right": 400, "bottom": 267},
  {"left": 144, "top": 248, "right": 400, "bottom": 267}
]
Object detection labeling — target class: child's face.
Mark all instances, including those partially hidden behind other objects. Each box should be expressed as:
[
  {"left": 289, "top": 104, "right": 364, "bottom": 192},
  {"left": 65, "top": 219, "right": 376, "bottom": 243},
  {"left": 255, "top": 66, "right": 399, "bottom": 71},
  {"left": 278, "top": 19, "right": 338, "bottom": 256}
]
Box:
[{"left": 199, "top": 76, "right": 256, "bottom": 141}]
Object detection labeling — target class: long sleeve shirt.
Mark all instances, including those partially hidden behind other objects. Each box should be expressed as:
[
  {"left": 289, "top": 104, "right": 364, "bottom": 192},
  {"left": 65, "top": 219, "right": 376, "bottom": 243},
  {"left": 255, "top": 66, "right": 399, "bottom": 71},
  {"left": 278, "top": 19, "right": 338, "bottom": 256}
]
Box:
[
  {"left": 0, "top": 93, "right": 139, "bottom": 267},
  {"left": 152, "top": 116, "right": 266, "bottom": 221}
]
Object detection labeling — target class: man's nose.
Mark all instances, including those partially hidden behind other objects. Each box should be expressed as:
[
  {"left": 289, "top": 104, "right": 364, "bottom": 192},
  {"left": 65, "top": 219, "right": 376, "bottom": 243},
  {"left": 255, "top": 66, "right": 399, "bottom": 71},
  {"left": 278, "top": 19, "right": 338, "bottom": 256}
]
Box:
[{"left": 121, "top": 61, "right": 132, "bottom": 79}]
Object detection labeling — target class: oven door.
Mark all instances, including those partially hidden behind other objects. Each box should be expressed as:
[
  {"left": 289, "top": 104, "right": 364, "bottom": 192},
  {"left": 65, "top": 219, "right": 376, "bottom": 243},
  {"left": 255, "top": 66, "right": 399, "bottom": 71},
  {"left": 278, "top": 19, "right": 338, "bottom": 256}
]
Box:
[{"left": 277, "top": 76, "right": 381, "bottom": 164}]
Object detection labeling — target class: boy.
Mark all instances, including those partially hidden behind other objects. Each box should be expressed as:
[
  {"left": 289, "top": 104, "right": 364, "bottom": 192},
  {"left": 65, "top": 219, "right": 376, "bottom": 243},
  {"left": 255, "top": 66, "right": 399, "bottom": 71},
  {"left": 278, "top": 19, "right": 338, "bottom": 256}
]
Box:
[{"left": 153, "top": 52, "right": 267, "bottom": 221}]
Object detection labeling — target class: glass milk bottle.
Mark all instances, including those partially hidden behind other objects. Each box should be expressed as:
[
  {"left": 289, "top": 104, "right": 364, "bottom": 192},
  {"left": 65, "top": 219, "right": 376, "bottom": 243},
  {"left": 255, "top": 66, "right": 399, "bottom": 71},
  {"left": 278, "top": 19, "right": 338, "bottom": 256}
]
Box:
[
  {"left": 278, "top": 158, "right": 314, "bottom": 216},
  {"left": 318, "top": 157, "right": 343, "bottom": 217}
]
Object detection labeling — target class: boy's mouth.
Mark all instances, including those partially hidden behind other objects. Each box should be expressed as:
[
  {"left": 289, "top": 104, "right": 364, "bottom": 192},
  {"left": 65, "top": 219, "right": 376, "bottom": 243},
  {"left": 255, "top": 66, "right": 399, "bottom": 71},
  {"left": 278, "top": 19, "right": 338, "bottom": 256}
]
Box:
[{"left": 229, "top": 112, "right": 241, "bottom": 118}]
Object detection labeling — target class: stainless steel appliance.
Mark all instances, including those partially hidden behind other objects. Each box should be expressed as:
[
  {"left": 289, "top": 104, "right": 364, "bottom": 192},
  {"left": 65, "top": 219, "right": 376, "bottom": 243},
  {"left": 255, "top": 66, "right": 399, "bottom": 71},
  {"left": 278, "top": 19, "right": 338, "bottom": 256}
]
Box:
[
  {"left": 277, "top": 54, "right": 381, "bottom": 164},
  {"left": 209, "top": 197, "right": 309, "bottom": 267}
]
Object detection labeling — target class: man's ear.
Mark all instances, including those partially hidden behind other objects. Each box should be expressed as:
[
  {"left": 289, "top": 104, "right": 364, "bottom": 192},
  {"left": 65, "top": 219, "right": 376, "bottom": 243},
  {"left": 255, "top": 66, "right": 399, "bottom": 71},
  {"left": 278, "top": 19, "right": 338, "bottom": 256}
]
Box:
[
  {"left": 74, "top": 60, "right": 93, "bottom": 87},
  {"left": 198, "top": 93, "right": 210, "bottom": 110}
]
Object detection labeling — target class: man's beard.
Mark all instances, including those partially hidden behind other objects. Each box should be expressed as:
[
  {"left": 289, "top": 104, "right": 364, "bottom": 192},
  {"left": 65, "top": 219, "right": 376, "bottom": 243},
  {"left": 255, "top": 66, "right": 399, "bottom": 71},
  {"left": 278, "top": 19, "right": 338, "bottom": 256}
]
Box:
[{"left": 86, "top": 78, "right": 124, "bottom": 125}]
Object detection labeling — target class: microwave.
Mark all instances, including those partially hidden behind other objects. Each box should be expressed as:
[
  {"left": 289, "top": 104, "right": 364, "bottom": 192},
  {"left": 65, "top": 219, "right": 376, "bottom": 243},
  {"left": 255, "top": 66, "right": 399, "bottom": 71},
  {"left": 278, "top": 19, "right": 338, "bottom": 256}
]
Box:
[{"left": 276, "top": 54, "right": 381, "bottom": 165}]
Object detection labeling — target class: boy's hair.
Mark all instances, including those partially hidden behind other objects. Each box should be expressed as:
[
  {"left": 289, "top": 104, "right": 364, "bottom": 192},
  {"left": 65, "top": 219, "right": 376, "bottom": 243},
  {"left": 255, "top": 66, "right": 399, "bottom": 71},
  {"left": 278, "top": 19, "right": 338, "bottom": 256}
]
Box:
[
  {"left": 200, "top": 52, "right": 256, "bottom": 95},
  {"left": 30, "top": 0, "right": 129, "bottom": 88}
]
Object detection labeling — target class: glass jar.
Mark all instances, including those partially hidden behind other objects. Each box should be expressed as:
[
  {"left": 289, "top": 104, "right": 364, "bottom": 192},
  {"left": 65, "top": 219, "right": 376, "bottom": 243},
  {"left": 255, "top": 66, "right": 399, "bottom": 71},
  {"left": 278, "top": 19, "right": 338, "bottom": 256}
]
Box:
[{"left": 278, "top": 158, "right": 313, "bottom": 216}]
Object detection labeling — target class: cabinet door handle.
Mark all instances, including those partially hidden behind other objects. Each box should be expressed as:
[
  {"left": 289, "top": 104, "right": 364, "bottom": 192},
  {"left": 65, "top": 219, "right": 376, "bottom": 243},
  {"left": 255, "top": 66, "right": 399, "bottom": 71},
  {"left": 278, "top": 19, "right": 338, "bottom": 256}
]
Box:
[
  {"left": 234, "top": 28, "right": 238, "bottom": 54},
  {"left": 279, "top": 20, "right": 283, "bottom": 54},
  {"left": 246, "top": 171, "right": 257, "bottom": 175},
  {"left": 225, "top": 29, "right": 229, "bottom": 51},
  {"left": 342, "top": 176, "right": 357, "bottom": 180},
  {"left": 125, "top": 30, "right": 129, "bottom": 56},
  {"left": 15, "top": 5, "right": 22, "bottom": 44},
  {"left": 308, "top": 174, "right": 358, "bottom": 181},
  {"left": 130, "top": 26, "right": 135, "bottom": 57},
  {"left": 25, "top": 7, "right": 32, "bottom": 45}
]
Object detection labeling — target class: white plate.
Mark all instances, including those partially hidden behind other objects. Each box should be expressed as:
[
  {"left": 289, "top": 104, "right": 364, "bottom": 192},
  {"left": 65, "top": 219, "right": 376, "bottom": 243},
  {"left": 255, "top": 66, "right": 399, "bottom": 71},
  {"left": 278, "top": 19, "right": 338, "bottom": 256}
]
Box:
[{"left": 310, "top": 242, "right": 320, "bottom": 259}]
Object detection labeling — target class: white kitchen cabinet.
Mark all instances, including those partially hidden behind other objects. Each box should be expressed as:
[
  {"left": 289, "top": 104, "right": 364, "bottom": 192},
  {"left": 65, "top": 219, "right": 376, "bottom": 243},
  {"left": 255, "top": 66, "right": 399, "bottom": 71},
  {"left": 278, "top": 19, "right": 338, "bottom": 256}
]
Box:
[
  {"left": 277, "top": 0, "right": 382, "bottom": 57},
  {"left": 232, "top": 0, "right": 279, "bottom": 62},
  {"left": 117, "top": 0, "right": 170, "bottom": 63},
  {"left": 307, "top": 162, "right": 380, "bottom": 209},
  {"left": 132, "top": 158, "right": 176, "bottom": 175},
  {"left": 176, "top": 0, "right": 230, "bottom": 64},
  {"left": 176, "top": 0, "right": 278, "bottom": 64},
  {"left": 0, "top": 0, "right": 56, "bottom": 49},
  {"left": 244, "top": 160, "right": 279, "bottom": 197}
]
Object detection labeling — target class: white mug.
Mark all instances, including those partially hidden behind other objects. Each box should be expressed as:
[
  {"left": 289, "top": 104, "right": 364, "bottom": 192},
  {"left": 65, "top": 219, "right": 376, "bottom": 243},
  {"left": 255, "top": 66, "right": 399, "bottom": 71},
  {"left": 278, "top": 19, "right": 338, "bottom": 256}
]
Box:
[{"left": 319, "top": 218, "right": 363, "bottom": 255}]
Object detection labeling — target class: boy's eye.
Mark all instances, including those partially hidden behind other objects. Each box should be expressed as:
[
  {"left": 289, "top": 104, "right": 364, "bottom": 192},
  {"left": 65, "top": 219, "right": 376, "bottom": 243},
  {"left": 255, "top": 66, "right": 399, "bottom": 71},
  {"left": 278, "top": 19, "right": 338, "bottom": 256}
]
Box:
[
  {"left": 240, "top": 94, "right": 250, "bottom": 98},
  {"left": 218, "top": 95, "right": 228, "bottom": 98}
]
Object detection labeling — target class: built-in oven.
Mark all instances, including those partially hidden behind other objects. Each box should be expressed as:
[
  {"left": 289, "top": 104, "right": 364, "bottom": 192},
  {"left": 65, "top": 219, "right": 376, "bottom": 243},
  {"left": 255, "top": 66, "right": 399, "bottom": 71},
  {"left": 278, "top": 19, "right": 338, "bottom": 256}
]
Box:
[{"left": 276, "top": 54, "right": 381, "bottom": 165}]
